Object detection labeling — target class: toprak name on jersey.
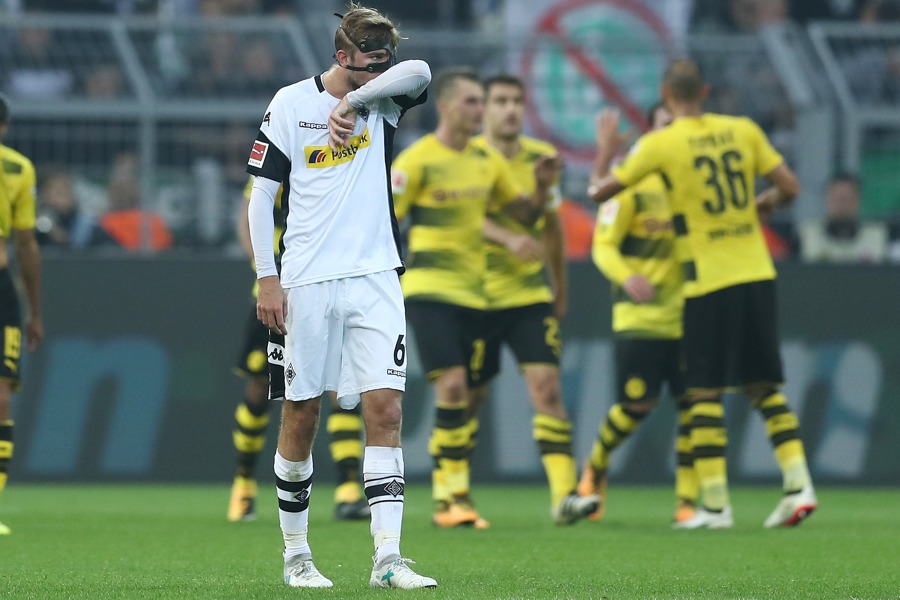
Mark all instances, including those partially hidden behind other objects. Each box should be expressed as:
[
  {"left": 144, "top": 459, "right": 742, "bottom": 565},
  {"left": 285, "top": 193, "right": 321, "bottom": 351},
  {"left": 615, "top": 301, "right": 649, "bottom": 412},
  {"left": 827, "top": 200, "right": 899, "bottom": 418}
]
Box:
[{"left": 304, "top": 127, "right": 371, "bottom": 169}]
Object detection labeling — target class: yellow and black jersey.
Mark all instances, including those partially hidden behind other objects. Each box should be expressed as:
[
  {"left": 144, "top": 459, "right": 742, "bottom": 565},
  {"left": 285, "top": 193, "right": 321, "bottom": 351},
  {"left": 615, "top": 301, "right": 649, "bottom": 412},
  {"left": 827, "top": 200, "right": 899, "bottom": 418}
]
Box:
[
  {"left": 392, "top": 133, "right": 521, "bottom": 310},
  {"left": 244, "top": 176, "right": 286, "bottom": 298},
  {"left": 471, "top": 134, "right": 560, "bottom": 310},
  {"left": 612, "top": 114, "right": 783, "bottom": 297},
  {"left": 0, "top": 144, "right": 37, "bottom": 238},
  {"left": 592, "top": 174, "right": 682, "bottom": 339}
]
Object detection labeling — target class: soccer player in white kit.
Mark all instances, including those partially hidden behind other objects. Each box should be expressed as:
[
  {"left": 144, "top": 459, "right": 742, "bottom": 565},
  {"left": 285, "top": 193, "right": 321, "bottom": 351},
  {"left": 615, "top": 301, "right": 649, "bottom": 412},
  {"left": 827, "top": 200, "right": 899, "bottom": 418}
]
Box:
[{"left": 246, "top": 4, "right": 435, "bottom": 590}]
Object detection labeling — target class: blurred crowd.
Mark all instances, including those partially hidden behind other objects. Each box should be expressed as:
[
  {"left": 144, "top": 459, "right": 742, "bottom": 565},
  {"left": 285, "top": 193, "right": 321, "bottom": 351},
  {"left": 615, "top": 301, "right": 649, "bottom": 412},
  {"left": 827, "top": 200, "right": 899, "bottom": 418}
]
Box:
[{"left": 1, "top": 0, "right": 899, "bottom": 261}]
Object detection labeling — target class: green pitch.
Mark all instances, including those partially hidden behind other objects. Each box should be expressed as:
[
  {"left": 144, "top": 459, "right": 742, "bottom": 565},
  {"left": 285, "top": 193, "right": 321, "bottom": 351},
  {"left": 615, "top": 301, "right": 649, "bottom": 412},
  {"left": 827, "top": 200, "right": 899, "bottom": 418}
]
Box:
[{"left": 1, "top": 484, "right": 897, "bottom": 599}]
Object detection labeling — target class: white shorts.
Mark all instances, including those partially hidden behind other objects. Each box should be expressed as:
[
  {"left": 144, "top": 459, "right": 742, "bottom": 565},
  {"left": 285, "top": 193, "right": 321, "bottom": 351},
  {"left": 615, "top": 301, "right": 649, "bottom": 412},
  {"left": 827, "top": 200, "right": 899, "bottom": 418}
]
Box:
[{"left": 282, "top": 270, "right": 407, "bottom": 402}]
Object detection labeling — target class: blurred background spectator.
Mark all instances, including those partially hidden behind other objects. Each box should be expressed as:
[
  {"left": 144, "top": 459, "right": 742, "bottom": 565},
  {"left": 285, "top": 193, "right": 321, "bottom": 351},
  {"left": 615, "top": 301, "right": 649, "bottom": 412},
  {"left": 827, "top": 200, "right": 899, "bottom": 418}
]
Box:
[
  {"left": 3, "top": 27, "right": 75, "bottom": 99},
  {"left": 35, "top": 166, "right": 107, "bottom": 248},
  {"left": 799, "top": 173, "right": 889, "bottom": 263},
  {"left": 92, "top": 153, "right": 174, "bottom": 251}
]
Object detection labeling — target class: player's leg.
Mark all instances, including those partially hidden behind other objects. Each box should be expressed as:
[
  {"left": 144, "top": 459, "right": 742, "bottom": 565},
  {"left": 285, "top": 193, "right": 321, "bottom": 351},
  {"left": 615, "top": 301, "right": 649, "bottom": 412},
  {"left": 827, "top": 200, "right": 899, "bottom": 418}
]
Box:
[
  {"left": 342, "top": 271, "right": 435, "bottom": 589},
  {"left": 325, "top": 391, "right": 369, "bottom": 520},
  {"left": 228, "top": 311, "right": 273, "bottom": 522},
  {"left": 674, "top": 288, "right": 735, "bottom": 530},
  {"left": 0, "top": 280, "right": 23, "bottom": 535},
  {"left": 0, "top": 381, "right": 14, "bottom": 536},
  {"left": 673, "top": 394, "right": 699, "bottom": 523},
  {"left": 277, "top": 283, "right": 334, "bottom": 588},
  {"left": 670, "top": 343, "right": 698, "bottom": 523},
  {"left": 580, "top": 337, "right": 666, "bottom": 521},
  {"left": 742, "top": 280, "right": 816, "bottom": 527},
  {"left": 407, "top": 300, "right": 485, "bottom": 527}
]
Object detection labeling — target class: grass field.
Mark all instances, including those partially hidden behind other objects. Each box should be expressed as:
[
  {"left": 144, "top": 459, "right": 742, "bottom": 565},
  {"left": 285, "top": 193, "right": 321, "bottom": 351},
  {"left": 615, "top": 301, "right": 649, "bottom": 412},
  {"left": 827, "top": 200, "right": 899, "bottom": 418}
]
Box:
[{"left": 0, "top": 484, "right": 898, "bottom": 599}]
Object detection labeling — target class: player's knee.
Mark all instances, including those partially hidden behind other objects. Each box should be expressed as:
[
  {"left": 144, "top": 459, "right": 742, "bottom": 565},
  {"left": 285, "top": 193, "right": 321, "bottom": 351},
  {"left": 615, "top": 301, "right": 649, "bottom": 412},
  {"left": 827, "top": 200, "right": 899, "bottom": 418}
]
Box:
[
  {"left": 528, "top": 372, "right": 562, "bottom": 407},
  {"left": 747, "top": 384, "right": 779, "bottom": 406},
  {"left": 245, "top": 377, "right": 269, "bottom": 407},
  {"left": 435, "top": 370, "right": 468, "bottom": 406},
  {"left": 622, "top": 399, "right": 656, "bottom": 414}
]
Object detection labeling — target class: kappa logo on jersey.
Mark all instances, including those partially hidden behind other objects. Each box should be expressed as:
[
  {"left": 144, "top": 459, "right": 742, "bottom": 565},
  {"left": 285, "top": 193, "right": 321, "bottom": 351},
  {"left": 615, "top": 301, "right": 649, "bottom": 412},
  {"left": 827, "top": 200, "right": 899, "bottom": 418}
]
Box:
[
  {"left": 299, "top": 121, "right": 327, "bottom": 130},
  {"left": 304, "top": 127, "right": 371, "bottom": 168},
  {"left": 263, "top": 112, "right": 271, "bottom": 126},
  {"left": 248, "top": 141, "right": 269, "bottom": 168}
]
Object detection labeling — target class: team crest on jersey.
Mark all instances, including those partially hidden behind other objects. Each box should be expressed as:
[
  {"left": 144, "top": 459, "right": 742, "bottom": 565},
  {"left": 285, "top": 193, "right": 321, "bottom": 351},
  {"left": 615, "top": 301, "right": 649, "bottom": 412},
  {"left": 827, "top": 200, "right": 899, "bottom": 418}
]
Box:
[
  {"left": 391, "top": 169, "right": 408, "bottom": 194},
  {"left": 358, "top": 107, "right": 369, "bottom": 122},
  {"left": 248, "top": 141, "right": 269, "bottom": 168},
  {"left": 304, "top": 127, "right": 371, "bottom": 168}
]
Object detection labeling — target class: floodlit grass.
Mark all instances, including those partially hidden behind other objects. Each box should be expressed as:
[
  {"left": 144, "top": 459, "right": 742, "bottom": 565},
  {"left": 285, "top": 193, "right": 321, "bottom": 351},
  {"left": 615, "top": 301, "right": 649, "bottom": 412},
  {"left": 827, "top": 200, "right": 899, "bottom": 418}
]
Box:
[{"left": 0, "top": 484, "right": 897, "bottom": 599}]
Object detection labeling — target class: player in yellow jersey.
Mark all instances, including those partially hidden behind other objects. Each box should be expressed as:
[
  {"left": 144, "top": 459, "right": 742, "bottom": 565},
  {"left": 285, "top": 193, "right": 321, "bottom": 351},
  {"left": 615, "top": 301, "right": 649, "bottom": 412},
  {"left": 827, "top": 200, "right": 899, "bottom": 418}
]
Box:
[
  {"left": 578, "top": 103, "right": 697, "bottom": 524},
  {"left": 228, "top": 176, "right": 369, "bottom": 522},
  {"left": 392, "top": 67, "right": 558, "bottom": 528},
  {"left": 465, "top": 74, "right": 598, "bottom": 525},
  {"left": 0, "top": 94, "right": 44, "bottom": 535},
  {"left": 588, "top": 60, "right": 817, "bottom": 529}
]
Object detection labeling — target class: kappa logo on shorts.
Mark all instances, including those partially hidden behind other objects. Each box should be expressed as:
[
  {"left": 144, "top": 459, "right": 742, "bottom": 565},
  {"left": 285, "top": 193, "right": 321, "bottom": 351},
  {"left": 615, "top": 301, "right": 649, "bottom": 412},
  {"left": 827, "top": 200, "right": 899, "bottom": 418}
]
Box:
[
  {"left": 386, "top": 368, "right": 405, "bottom": 378},
  {"left": 285, "top": 363, "right": 296, "bottom": 384},
  {"left": 267, "top": 342, "right": 285, "bottom": 366}
]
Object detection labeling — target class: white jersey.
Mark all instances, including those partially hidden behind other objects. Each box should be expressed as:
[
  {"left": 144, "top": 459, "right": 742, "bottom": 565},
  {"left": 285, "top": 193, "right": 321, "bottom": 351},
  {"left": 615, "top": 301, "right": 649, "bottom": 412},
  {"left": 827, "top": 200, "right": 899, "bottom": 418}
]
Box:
[{"left": 247, "top": 72, "right": 426, "bottom": 288}]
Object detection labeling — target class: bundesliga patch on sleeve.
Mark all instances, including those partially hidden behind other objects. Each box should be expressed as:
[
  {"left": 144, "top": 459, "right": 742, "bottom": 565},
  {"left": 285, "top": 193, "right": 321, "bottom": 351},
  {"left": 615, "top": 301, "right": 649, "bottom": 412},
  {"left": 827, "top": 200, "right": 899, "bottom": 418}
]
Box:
[
  {"left": 391, "top": 169, "right": 408, "bottom": 194},
  {"left": 248, "top": 141, "right": 269, "bottom": 168},
  {"left": 600, "top": 199, "right": 620, "bottom": 226}
]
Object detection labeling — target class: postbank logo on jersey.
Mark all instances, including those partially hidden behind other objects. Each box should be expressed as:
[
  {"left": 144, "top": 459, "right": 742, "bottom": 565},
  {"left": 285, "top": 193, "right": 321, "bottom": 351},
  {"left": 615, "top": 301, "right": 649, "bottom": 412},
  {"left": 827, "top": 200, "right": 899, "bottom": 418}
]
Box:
[{"left": 305, "top": 127, "right": 371, "bottom": 169}]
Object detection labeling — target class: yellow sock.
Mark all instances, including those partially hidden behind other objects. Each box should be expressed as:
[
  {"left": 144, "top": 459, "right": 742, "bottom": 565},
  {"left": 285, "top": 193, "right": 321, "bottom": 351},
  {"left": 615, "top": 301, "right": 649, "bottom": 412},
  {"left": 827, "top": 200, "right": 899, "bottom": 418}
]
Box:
[
  {"left": 0, "top": 420, "right": 13, "bottom": 495},
  {"left": 675, "top": 402, "right": 698, "bottom": 504},
  {"left": 233, "top": 404, "right": 269, "bottom": 479},
  {"left": 690, "top": 400, "right": 729, "bottom": 510},
  {"left": 533, "top": 414, "right": 576, "bottom": 508},
  {"left": 429, "top": 404, "right": 471, "bottom": 502},
  {"left": 755, "top": 392, "right": 811, "bottom": 492},
  {"left": 327, "top": 408, "right": 364, "bottom": 501},
  {"left": 589, "top": 403, "right": 644, "bottom": 471}
]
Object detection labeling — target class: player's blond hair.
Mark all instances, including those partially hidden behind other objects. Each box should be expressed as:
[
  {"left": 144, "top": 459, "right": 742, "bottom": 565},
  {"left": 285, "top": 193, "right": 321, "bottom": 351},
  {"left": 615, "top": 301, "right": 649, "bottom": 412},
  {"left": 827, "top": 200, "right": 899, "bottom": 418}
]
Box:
[{"left": 334, "top": 3, "right": 400, "bottom": 58}]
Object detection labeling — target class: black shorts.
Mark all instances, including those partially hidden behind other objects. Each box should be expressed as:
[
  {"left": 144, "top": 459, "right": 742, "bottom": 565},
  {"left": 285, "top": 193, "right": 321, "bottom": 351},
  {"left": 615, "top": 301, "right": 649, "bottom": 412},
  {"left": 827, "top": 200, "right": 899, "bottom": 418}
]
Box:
[
  {"left": 234, "top": 307, "right": 285, "bottom": 401},
  {"left": 477, "top": 302, "right": 561, "bottom": 386},
  {"left": 0, "top": 269, "right": 22, "bottom": 391},
  {"left": 614, "top": 337, "right": 685, "bottom": 404},
  {"left": 405, "top": 300, "right": 485, "bottom": 382},
  {"left": 683, "top": 279, "right": 784, "bottom": 391}
]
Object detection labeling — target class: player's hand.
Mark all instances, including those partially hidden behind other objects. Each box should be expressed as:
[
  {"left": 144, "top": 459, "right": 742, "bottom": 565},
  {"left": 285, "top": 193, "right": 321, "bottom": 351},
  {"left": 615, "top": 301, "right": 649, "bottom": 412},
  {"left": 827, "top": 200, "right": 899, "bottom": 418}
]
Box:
[
  {"left": 328, "top": 97, "right": 358, "bottom": 151},
  {"left": 506, "top": 234, "right": 543, "bottom": 262},
  {"left": 596, "top": 108, "right": 630, "bottom": 150},
  {"left": 257, "top": 276, "right": 288, "bottom": 335},
  {"left": 25, "top": 316, "right": 43, "bottom": 352},
  {"left": 533, "top": 154, "right": 562, "bottom": 191},
  {"left": 623, "top": 274, "right": 655, "bottom": 304}
]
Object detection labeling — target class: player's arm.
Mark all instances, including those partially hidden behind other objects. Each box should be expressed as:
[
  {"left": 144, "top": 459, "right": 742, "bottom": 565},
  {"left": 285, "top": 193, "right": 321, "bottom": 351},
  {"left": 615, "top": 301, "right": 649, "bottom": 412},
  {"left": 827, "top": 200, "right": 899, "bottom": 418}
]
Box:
[
  {"left": 749, "top": 118, "right": 800, "bottom": 216},
  {"left": 543, "top": 210, "right": 568, "bottom": 320},
  {"left": 592, "top": 195, "right": 654, "bottom": 304},
  {"left": 237, "top": 178, "right": 254, "bottom": 263},
  {"left": 587, "top": 109, "right": 630, "bottom": 203},
  {"left": 246, "top": 95, "right": 291, "bottom": 334},
  {"left": 756, "top": 163, "right": 800, "bottom": 216},
  {"left": 483, "top": 217, "right": 543, "bottom": 262},
  {"left": 329, "top": 60, "right": 432, "bottom": 150},
  {"left": 12, "top": 162, "right": 43, "bottom": 351},
  {"left": 500, "top": 154, "right": 561, "bottom": 227}
]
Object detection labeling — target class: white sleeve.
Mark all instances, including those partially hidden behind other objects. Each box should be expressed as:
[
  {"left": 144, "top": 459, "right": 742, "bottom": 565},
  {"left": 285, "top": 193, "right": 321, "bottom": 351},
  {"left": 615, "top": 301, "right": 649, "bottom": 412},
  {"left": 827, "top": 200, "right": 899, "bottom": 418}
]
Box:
[
  {"left": 345, "top": 60, "right": 431, "bottom": 109},
  {"left": 248, "top": 176, "right": 282, "bottom": 279}
]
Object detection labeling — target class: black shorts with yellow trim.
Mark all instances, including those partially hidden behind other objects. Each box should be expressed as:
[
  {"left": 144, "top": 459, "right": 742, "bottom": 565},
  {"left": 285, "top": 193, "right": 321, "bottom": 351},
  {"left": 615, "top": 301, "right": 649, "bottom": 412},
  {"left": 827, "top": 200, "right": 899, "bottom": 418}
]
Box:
[
  {"left": 234, "top": 307, "right": 285, "bottom": 401},
  {"left": 0, "top": 269, "right": 22, "bottom": 391},
  {"left": 405, "top": 299, "right": 485, "bottom": 383},
  {"left": 614, "top": 336, "right": 684, "bottom": 404},
  {"left": 476, "top": 302, "right": 561, "bottom": 387},
  {"left": 683, "top": 279, "right": 784, "bottom": 391}
]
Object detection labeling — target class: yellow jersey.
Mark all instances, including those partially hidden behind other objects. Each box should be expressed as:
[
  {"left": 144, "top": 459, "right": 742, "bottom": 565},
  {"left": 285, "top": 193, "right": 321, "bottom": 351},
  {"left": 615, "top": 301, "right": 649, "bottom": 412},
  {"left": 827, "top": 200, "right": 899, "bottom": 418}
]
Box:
[
  {"left": 0, "top": 144, "right": 37, "bottom": 238},
  {"left": 243, "top": 176, "right": 285, "bottom": 298},
  {"left": 471, "top": 134, "right": 560, "bottom": 310},
  {"left": 392, "top": 133, "right": 521, "bottom": 310},
  {"left": 592, "top": 174, "right": 682, "bottom": 339},
  {"left": 612, "top": 114, "right": 783, "bottom": 297}
]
